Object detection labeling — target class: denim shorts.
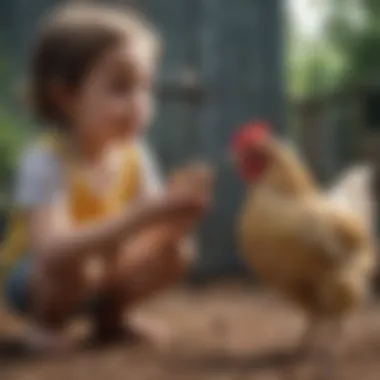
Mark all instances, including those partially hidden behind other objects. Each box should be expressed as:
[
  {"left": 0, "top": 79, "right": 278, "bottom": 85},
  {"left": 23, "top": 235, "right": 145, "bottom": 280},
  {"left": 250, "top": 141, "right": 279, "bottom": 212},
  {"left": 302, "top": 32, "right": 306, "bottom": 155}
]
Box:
[
  {"left": 4, "top": 255, "right": 34, "bottom": 314},
  {"left": 4, "top": 254, "right": 101, "bottom": 316}
]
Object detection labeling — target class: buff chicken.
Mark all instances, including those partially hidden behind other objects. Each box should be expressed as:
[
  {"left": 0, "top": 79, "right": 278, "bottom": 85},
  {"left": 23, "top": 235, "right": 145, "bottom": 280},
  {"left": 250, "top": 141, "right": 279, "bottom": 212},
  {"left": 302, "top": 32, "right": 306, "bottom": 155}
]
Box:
[{"left": 230, "top": 121, "right": 376, "bottom": 379}]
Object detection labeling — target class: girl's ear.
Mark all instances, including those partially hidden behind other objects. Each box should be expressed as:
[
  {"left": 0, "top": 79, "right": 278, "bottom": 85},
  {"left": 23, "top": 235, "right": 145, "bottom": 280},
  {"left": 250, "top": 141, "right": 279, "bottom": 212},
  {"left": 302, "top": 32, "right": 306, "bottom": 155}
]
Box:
[{"left": 49, "top": 79, "right": 76, "bottom": 119}]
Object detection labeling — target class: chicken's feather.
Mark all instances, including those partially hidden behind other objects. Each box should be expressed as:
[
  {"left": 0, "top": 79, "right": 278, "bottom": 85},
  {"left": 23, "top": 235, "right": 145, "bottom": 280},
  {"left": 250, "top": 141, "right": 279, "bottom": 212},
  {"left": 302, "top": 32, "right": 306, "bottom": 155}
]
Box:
[{"left": 326, "top": 164, "right": 375, "bottom": 232}]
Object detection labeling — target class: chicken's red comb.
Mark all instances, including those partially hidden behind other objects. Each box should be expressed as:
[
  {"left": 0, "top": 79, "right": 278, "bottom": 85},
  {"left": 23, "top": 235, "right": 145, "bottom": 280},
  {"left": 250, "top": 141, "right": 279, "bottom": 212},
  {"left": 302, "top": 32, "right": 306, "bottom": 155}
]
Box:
[{"left": 230, "top": 120, "right": 271, "bottom": 151}]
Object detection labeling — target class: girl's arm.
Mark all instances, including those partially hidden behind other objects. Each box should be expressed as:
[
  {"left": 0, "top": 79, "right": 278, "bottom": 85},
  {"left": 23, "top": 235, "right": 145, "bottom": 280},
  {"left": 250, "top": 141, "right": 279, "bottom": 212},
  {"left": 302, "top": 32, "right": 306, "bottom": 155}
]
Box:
[
  {"left": 15, "top": 144, "right": 204, "bottom": 270},
  {"left": 29, "top": 193, "right": 204, "bottom": 267}
]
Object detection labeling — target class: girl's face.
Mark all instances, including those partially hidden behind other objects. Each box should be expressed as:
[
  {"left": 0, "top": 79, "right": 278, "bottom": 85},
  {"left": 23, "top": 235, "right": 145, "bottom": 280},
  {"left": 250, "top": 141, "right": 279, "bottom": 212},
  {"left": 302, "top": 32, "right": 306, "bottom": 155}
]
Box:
[{"left": 68, "top": 39, "right": 155, "bottom": 144}]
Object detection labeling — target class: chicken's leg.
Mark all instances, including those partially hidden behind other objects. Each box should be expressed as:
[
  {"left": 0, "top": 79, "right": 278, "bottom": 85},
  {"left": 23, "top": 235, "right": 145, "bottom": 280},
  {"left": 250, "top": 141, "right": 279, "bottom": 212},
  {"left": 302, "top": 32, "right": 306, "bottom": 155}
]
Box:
[
  {"left": 295, "top": 316, "right": 321, "bottom": 357},
  {"left": 312, "top": 318, "right": 344, "bottom": 380},
  {"left": 281, "top": 316, "right": 321, "bottom": 380}
]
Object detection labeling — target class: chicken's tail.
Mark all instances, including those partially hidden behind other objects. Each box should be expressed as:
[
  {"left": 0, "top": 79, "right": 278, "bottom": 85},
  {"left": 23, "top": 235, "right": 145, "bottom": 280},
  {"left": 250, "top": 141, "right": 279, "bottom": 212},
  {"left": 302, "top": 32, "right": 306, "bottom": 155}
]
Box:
[{"left": 326, "top": 164, "right": 375, "bottom": 232}]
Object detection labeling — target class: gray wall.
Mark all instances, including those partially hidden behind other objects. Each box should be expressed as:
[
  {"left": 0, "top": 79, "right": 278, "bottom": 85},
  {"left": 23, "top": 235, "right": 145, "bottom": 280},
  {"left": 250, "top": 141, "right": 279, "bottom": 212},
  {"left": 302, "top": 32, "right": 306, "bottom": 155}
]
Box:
[{"left": 2, "top": 0, "right": 285, "bottom": 278}]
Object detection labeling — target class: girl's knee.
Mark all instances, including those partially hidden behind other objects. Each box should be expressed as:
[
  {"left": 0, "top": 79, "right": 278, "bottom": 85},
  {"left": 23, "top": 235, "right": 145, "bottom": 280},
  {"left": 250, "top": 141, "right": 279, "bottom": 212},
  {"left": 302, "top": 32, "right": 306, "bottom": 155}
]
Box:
[{"left": 32, "top": 259, "right": 89, "bottom": 316}]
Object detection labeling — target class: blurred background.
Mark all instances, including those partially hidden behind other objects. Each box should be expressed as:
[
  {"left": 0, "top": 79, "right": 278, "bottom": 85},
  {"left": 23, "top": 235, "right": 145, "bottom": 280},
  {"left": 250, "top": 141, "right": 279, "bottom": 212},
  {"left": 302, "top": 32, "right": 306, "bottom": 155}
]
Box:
[
  {"left": 1, "top": 1, "right": 380, "bottom": 380},
  {"left": 1, "top": 0, "right": 379, "bottom": 279}
]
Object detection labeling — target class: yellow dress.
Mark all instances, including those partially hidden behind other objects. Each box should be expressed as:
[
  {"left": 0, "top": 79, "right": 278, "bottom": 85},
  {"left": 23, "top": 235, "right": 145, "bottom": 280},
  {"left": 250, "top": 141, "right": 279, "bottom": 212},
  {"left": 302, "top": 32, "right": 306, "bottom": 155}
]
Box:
[{"left": 0, "top": 134, "right": 141, "bottom": 280}]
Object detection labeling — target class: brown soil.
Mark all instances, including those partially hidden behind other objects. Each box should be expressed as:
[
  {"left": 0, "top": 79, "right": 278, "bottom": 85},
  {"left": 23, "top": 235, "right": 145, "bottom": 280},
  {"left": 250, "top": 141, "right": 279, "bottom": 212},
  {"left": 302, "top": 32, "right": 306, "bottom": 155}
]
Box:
[{"left": 2, "top": 281, "right": 380, "bottom": 380}]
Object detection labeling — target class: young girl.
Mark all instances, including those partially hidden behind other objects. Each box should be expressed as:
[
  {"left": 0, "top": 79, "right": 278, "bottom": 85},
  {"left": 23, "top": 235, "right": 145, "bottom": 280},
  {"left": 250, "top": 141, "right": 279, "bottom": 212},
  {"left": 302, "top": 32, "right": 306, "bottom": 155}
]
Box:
[{"left": 1, "top": 4, "right": 212, "bottom": 352}]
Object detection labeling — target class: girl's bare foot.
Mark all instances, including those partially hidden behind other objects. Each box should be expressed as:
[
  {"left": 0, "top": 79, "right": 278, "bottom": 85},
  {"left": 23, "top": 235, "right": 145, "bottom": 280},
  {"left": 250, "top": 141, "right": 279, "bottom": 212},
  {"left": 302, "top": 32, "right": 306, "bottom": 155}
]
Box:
[
  {"left": 129, "top": 313, "right": 172, "bottom": 348},
  {"left": 92, "top": 322, "right": 138, "bottom": 345},
  {"left": 92, "top": 313, "right": 171, "bottom": 349}
]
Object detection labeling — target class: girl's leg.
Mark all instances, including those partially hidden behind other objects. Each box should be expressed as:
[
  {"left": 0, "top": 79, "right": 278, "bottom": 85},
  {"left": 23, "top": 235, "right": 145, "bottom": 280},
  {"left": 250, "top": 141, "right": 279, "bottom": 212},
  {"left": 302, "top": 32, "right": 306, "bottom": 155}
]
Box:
[
  {"left": 92, "top": 227, "right": 194, "bottom": 342},
  {"left": 28, "top": 256, "right": 90, "bottom": 351}
]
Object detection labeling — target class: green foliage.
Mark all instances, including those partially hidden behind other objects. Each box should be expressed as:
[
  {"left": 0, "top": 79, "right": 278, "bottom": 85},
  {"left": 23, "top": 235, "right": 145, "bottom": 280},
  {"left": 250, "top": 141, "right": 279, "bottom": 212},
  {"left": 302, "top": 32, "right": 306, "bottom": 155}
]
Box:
[
  {"left": 288, "top": 0, "right": 380, "bottom": 97},
  {"left": 325, "top": 0, "right": 380, "bottom": 86},
  {"left": 344, "top": 23, "right": 380, "bottom": 84},
  {"left": 0, "top": 108, "right": 31, "bottom": 196},
  {"left": 0, "top": 44, "right": 33, "bottom": 201},
  {"left": 288, "top": 42, "right": 346, "bottom": 97}
]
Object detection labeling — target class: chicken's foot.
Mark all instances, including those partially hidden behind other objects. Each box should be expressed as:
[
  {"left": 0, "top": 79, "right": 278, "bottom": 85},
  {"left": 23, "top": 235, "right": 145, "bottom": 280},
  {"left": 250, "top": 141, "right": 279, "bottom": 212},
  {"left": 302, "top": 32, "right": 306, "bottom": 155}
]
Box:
[
  {"left": 278, "top": 316, "right": 320, "bottom": 380},
  {"left": 312, "top": 318, "right": 344, "bottom": 380}
]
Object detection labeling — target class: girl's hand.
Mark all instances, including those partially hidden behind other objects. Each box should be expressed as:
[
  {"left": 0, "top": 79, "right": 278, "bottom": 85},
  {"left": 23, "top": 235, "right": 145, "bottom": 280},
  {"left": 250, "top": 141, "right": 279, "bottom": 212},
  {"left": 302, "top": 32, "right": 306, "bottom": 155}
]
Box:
[
  {"left": 167, "top": 162, "right": 215, "bottom": 210},
  {"left": 139, "top": 189, "right": 208, "bottom": 225},
  {"left": 121, "top": 162, "right": 215, "bottom": 236},
  {"left": 165, "top": 162, "right": 215, "bottom": 229}
]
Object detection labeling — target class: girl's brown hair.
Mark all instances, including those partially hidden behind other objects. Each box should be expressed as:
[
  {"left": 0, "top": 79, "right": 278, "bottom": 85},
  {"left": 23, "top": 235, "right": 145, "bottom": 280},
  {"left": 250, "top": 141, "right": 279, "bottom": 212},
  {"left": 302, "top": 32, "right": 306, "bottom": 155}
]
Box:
[{"left": 30, "top": 3, "right": 160, "bottom": 124}]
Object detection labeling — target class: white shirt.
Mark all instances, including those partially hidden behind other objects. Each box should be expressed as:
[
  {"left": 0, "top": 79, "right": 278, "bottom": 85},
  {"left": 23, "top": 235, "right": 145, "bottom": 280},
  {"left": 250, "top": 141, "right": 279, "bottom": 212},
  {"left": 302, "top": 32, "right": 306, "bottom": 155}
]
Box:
[{"left": 14, "top": 139, "right": 163, "bottom": 209}]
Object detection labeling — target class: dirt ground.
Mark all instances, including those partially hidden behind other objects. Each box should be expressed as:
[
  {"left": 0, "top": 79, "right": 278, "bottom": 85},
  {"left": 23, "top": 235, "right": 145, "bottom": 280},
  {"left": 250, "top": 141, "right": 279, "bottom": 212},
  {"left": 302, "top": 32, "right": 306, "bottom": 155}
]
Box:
[{"left": 2, "top": 281, "right": 380, "bottom": 380}]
